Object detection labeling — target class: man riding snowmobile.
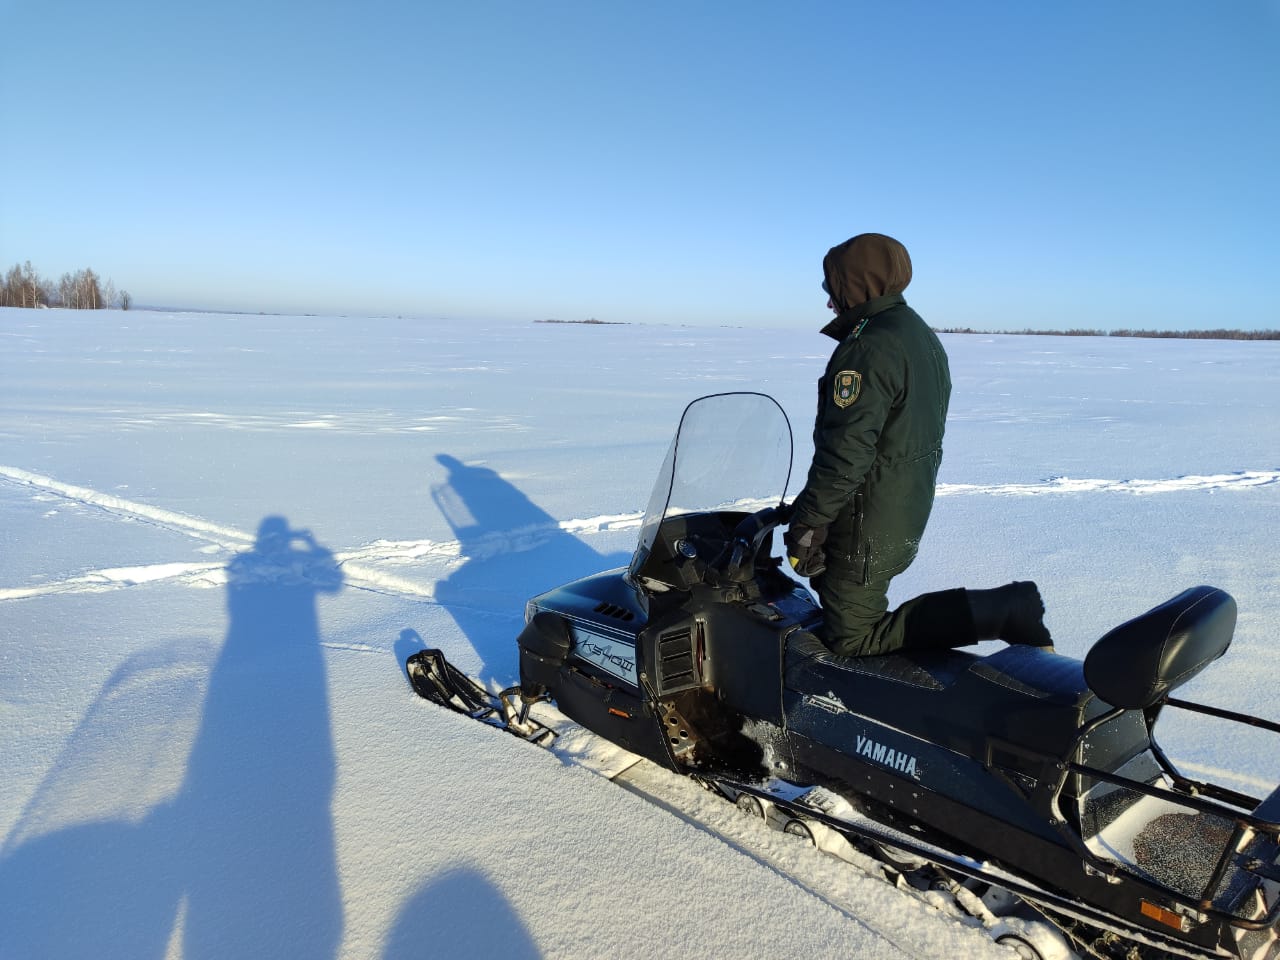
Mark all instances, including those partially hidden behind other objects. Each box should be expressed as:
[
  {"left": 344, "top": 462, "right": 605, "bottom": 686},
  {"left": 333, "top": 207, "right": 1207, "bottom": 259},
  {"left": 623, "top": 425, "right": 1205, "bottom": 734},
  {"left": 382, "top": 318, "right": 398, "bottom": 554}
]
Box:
[
  {"left": 784, "top": 232, "right": 1052, "bottom": 658},
  {"left": 411, "top": 389, "right": 1280, "bottom": 960}
]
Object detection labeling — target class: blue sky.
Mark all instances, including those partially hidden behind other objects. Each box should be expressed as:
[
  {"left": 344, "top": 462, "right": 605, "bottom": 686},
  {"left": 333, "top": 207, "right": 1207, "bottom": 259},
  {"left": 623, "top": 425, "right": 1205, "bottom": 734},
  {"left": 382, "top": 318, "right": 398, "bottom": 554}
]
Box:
[{"left": 2, "top": 1, "right": 1277, "bottom": 330}]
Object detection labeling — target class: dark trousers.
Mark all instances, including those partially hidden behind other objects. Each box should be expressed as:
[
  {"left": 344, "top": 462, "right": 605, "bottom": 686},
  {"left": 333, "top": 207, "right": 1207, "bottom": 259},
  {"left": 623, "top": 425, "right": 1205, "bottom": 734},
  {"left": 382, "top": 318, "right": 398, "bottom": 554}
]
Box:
[{"left": 814, "top": 571, "right": 973, "bottom": 658}]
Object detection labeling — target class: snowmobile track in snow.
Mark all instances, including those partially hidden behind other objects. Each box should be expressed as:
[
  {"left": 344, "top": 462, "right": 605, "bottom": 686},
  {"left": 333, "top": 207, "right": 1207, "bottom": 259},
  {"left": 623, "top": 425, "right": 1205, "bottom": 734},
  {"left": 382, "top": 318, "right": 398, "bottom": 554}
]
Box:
[
  {"left": 609, "top": 759, "right": 931, "bottom": 959},
  {"left": 4, "top": 463, "right": 1279, "bottom": 603}
]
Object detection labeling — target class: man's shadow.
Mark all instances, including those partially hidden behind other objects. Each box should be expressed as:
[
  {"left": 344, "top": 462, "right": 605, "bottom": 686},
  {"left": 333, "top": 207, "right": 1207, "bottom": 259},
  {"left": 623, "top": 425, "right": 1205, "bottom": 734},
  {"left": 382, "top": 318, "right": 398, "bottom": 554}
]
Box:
[
  {"left": 175, "top": 516, "right": 344, "bottom": 959},
  {"left": 0, "top": 517, "right": 345, "bottom": 960},
  {"left": 417, "top": 454, "right": 629, "bottom": 687}
]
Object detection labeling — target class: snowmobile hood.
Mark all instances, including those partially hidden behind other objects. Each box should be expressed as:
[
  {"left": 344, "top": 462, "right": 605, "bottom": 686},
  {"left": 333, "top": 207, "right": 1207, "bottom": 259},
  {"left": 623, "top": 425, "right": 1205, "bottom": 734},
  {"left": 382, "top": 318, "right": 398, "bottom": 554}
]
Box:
[{"left": 822, "top": 233, "right": 912, "bottom": 316}]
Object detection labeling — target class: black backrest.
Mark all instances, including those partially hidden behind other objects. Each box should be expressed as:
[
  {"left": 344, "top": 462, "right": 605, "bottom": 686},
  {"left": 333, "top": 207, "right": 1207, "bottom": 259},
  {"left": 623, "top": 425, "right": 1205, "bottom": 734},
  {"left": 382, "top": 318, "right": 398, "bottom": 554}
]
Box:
[{"left": 1083, "top": 586, "right": 1236, "bottom": 709}]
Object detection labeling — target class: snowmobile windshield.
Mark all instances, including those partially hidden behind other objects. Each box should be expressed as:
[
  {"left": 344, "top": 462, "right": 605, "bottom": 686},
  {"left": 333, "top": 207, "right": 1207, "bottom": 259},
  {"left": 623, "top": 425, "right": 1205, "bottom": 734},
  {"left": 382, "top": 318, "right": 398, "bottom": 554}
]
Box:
[{"left": 628, "top": 392, "right": 793, "bottom": 589}]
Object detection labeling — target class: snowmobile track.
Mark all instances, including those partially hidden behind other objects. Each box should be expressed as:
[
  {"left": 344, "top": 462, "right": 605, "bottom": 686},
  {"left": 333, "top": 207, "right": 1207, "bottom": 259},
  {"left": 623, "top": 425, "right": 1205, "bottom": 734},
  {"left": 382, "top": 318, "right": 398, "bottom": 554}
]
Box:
[
  {"left": 5, "top": 463, "right": 1278, "bottom": 604},
  {"left": 610, "top": 759, "right": 932, "bottom": 959}
]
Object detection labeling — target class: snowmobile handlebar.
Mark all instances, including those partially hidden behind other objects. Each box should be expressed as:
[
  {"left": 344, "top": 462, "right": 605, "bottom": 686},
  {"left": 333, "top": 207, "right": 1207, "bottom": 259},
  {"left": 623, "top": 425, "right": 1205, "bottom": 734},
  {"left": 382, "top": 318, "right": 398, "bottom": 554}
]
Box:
[{"left": 718, "top": 502, "right": 793, "bottom": 583}]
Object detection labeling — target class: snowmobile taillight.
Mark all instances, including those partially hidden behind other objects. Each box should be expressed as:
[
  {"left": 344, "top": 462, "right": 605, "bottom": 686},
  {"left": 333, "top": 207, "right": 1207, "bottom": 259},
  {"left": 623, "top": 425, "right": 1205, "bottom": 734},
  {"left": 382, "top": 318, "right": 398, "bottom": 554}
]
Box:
[
  {"left": 1140, "top": 900, "right": 1192, "bottom": 933},
  {"left": 608, "top": 707, "right": 632, "bottom": 719}
]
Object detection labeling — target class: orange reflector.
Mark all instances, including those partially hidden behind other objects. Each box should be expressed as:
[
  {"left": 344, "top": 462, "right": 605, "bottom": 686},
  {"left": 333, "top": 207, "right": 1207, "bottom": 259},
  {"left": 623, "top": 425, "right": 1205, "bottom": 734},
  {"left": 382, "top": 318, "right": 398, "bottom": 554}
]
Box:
[
  {"left": 608, "top": 707, "right": 631, "bottom": 719},
  {"left": 1141, "top": 900, "right": 1190, "bottom": 932}
]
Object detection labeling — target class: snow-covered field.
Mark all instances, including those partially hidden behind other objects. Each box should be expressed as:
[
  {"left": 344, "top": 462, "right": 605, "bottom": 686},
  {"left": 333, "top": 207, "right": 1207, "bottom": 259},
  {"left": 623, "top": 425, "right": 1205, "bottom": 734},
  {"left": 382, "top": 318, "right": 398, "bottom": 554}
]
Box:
[{"left": 2, "top": 307, "right": 1279, "bottom": 959}]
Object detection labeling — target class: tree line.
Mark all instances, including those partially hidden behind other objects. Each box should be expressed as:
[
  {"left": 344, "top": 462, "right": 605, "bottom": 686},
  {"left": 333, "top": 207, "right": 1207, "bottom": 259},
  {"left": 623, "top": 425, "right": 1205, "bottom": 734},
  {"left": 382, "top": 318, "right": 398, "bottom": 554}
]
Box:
[
  {"left": 1, "top": 260, "right": 131, "bottom": 310},
  {"left": 937, "top": 327, "right": 1280, "bottom": 341}
]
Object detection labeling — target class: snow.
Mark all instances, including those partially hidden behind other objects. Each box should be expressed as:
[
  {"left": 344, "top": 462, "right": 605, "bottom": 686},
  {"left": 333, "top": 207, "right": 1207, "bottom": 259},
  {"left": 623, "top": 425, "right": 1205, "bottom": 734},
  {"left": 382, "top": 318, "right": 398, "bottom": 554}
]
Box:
[{"left": 2, "top": 307, "right": 1280, "bottom": 959}]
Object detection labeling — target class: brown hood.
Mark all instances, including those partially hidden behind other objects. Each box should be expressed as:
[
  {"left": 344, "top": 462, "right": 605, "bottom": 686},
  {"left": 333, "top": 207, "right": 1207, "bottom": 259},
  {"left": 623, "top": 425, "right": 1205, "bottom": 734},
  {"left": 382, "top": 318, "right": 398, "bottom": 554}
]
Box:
[{"left": 822, "top": 233, "right": 912, "bottom": 313}]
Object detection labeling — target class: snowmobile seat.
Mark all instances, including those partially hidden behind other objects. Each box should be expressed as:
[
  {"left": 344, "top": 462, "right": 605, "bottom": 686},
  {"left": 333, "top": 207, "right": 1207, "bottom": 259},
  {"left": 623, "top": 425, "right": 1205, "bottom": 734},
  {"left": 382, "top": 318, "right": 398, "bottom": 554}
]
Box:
[
  {"left": 783, "top": 632, "right": 1166, "bottom": 786},
  {"left": 785, "top": 632, "right": 1100, "bottom": 750},
  {"left": 784, "top": 630, "right": 977, "bottom": 693},
  {"left": 968, "top": 644, "right": 1089, "bottom": 702},
  {"left": 963, "top": 587, "right": 1236, "bottom": 765},
  {"left": 1082, "top": 585, "right": 1235, "bottom": 710},
  {"left": 783, "top": 633, "right": 1092, "bottom": 760},
  {"left": 956, "top": 646, "right": 1118, "bottom": 761}
]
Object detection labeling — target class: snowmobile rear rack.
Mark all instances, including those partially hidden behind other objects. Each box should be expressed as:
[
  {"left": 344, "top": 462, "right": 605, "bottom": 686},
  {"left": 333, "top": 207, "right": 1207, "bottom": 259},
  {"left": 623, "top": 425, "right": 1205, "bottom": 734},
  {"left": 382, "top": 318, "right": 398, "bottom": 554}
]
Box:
[{"left": 1043, "top": 694, "right": 1280, "bottom": 932}]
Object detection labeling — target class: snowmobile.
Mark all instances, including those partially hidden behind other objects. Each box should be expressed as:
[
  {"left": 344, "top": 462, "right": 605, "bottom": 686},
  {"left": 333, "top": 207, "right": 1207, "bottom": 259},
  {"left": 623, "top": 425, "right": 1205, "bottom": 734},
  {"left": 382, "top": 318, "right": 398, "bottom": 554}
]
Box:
[{"left": 411, "top": 392, "right": 1280, "bottom": 960}]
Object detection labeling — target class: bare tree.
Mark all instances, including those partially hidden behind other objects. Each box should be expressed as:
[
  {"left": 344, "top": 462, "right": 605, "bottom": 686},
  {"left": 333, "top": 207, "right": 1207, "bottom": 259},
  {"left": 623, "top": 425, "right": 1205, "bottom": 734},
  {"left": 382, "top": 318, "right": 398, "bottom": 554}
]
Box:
[
  {"left": 20, "top": 261, "right": 37, "bottom": 307},
  {"left": 83, "top": 268, "right": 100, "bottom": 309},
  {"left": 4, "top": 261, "right": 45, "bottom": 308},
  {"left": 64, "top": 268, "right": 103, "bottom": 309},
  {"left": 1, "top": 265, "right": 17, "bottom": 306},
  {"left": 120, "top": 290, "right": 132, "bottom": 310},
  {"left": 2, "top": 261, "right": 124, "bottom": 309}
]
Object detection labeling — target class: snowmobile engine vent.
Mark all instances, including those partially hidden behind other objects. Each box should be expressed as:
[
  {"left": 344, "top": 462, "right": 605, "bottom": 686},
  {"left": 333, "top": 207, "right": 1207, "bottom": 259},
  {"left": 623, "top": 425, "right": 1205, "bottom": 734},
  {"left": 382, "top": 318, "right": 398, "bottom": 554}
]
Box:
[
  {"left": 657, "top": 627, "right": 699, "bottom": 693},
  {"left": 593, "top": 601, "right": 636, "bottom": 623}
]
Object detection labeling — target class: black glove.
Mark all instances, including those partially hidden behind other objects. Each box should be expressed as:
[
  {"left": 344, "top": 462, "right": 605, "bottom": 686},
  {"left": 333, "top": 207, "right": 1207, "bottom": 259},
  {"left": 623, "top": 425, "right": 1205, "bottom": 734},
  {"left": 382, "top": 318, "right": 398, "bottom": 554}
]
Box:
[{"left": 784, "top": 523, "right": 828, "bottom": 578}]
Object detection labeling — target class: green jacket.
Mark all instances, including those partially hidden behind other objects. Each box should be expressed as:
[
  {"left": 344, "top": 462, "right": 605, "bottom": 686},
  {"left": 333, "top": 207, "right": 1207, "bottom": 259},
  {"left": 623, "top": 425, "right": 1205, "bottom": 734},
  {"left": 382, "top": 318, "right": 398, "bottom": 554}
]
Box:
[{"left": 792, "top": 292, "right": 951, "bottom": 583}]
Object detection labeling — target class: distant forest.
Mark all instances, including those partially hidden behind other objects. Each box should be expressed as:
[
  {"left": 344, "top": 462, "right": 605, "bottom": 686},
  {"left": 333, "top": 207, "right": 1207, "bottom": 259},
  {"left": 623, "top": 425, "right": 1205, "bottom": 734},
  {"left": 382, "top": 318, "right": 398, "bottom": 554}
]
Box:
[
  {"left": 2, "top": 258, "right": 1275, "bottom": 339},
  {"left": 1, "top": 260, "right": 130, "bottom": 310},
  {"left": 937, "top": 327, "right": 1280, "bottom": 341}
]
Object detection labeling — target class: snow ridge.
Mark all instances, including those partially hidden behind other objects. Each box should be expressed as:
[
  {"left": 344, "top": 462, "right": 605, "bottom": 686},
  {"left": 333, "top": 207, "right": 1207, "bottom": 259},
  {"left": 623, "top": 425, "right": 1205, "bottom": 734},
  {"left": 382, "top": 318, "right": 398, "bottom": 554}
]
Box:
[
  {"left": 4, "top": 463, "right": 1276, "bottom": 603},
  {"left": 0, "top": 465, "right": 643, "bottom": 603},
  {"left": 0, "top": 562, "right": 227, "bottom": 601},
  {"left": 0, "top": 465, "right": 433, "bottom": 602},
  {"left": 937, "top": 470, "right": 1280, "bottom": 497},
  {"left": 0, "top": 464, "right": 252, "bottom": 547}
]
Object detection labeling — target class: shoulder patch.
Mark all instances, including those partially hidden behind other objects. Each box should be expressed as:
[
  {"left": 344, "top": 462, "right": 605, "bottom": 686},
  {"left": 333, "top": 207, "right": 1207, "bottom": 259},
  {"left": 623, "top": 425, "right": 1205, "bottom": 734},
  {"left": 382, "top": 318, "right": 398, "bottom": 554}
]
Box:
[{"left": 833, "top": 370, "right": 862, "bottom": 408}]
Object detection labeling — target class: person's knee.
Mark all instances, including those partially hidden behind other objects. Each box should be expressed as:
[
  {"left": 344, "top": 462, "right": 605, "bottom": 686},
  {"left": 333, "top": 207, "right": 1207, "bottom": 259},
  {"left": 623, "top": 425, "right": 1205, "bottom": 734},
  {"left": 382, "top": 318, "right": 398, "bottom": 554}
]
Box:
[
  {"left": 817, "top": 579, "right": 891, "bottom": 657},
  {"left": 825, "top": 630, "right": 876, "bottom": 658}
]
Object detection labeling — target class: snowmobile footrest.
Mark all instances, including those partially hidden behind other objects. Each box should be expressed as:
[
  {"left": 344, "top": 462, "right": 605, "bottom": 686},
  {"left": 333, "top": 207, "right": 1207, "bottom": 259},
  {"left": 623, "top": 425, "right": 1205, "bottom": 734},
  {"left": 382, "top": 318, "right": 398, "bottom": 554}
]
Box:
[{"left": 501, "top": 687, "right": 557, "bottom": 745}]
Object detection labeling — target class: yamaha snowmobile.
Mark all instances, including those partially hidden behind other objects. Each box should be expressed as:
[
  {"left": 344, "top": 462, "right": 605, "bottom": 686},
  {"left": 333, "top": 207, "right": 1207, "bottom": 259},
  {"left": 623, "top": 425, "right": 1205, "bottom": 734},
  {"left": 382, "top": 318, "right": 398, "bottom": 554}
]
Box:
[{"left": 412, "top": 392, "right": 1280, "bottom": 960}]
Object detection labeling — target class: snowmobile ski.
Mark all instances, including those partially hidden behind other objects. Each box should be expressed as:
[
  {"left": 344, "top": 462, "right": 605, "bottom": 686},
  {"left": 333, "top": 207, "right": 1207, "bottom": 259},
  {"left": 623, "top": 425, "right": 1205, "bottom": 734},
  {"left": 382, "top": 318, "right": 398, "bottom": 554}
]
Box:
[{"left": 404, "top": 648, "right": 556, "bottom": 745}]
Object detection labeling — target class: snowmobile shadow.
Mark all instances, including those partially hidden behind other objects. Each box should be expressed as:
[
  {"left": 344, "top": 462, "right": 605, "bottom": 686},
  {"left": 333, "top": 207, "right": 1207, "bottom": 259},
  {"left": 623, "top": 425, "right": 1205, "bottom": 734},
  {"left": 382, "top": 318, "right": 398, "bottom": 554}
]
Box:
[
  {"left": 0, "top": 517, "right": 346, "bottom": 960},
  {"left": 428, "top": 454, "right": 628, "bottom": 687},
  {"left": 381, "top": 865, "right": 542, "bottom": 960}
]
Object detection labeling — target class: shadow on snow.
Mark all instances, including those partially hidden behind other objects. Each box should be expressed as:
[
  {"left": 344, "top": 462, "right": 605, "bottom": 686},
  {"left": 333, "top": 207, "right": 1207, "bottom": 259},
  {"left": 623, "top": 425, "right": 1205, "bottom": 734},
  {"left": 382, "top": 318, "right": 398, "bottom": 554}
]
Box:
[
  {"left": 385, "top": 456, "right": 627, "bottom": 958},
  {"left": 417, "top": 453, "right": 629, "bottom": 687},
  {"left": 0, "top": 517, "right": 344, "bottom": 960},
  {"left": 381, "top": 865, "right": 542, "bottom": 960}
]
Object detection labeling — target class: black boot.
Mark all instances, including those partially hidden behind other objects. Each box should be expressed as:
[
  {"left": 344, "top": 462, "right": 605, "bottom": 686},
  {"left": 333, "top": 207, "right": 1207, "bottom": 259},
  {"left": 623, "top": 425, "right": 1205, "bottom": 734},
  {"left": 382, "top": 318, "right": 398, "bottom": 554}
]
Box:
[{"left": 966, "top": 582, "right": 1053, "bottom": 650}]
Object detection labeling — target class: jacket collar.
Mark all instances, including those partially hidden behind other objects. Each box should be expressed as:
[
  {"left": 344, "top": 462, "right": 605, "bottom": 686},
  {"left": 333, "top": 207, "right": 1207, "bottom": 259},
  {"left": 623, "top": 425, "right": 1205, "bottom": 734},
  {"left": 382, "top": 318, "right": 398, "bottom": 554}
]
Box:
[{"left": 819, "top": 292, "right": 906, "bottom": 341}]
